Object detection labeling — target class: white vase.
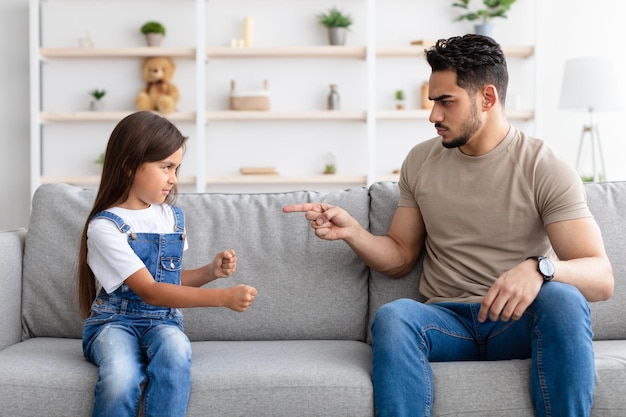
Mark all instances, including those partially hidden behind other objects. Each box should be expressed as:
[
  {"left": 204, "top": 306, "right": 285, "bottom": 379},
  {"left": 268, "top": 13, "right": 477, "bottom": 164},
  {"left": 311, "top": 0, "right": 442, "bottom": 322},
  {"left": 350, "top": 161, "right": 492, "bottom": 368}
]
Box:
[{"left": 90, "top": 100, "right": 104, "bottom": 111}]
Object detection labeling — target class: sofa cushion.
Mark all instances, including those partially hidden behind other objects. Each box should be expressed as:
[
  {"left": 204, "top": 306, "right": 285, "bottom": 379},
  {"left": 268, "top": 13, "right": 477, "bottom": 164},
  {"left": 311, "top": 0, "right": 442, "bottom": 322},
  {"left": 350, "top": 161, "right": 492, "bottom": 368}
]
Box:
[
  {"left": 22, "top": 183, "right": 371, "bottom": 342},
  {"left": 178, "top": 188, "right": 370, "bottom": 341},
  {"left": 187, "top": 340, "right": 373, "bottom": 416},
  {"left": 22, "top": 184, "right": 94, "bottom": 339},
  {"left": 367, "top": 181, "right": 423, "bottom": 343},
  {"left": 0, "top": 338, "right": 374, "bottom": 417},
  {"left": 0, "top": 229, "right": 25, "bottom": 350},
  {"left": 0, "top": 338, "right": 95, "bottom": 416},
  {"left": 584, "top": 181, "right": 626, "bottom": 340}
]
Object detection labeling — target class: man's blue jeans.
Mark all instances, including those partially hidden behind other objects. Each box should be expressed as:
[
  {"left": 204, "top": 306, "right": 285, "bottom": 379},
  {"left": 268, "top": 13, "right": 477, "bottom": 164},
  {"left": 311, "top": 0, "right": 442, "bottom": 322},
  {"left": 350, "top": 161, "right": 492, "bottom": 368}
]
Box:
[
  {"left": 371, "top": 282, "right": 594, "bottom": 417},
  {"left": 83, "top": 315, "right": 192, "bottom": 417}
]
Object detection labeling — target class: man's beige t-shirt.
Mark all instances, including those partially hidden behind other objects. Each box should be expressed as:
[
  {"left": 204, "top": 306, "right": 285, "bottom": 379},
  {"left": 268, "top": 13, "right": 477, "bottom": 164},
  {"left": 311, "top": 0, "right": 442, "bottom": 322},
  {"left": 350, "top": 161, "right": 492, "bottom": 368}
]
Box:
[{"left": 399, "top": 126, "right": 591, "bottom": 303}]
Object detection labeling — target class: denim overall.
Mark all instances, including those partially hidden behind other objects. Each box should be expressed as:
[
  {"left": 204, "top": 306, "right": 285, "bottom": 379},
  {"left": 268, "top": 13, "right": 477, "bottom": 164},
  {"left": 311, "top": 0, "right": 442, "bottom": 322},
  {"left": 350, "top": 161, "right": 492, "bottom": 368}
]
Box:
[{"left": 82, "top": 206, "right": 192, "bottom": 417}]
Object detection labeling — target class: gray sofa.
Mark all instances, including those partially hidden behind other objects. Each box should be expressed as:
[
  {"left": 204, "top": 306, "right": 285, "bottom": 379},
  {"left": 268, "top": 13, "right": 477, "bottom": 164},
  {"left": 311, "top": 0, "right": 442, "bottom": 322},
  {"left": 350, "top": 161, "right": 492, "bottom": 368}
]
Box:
[{"left": 1, "top": 181, "right": 625, "bottom": 417}]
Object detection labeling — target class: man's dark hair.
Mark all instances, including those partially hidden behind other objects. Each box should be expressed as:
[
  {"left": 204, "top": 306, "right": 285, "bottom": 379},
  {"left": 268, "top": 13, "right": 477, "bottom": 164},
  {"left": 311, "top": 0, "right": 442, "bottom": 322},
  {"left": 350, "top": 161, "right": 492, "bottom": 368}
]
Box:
[{"left": 425, "top": 34, "right": 509, "bottom": 106}]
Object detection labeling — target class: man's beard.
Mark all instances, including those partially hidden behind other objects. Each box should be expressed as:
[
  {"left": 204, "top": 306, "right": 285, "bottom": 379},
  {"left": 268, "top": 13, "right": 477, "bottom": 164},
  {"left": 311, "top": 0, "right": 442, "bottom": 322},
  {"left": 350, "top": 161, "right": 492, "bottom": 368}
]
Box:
[{"left": 441, "top": 103, "right": 482, "bottom": 149}]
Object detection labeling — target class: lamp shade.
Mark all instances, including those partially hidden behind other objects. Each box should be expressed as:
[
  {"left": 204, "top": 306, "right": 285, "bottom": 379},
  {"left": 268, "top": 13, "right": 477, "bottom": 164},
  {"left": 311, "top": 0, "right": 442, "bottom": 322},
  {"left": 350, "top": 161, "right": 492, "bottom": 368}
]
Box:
[{"left": 559, "top": 57, "right": 623, "bottom": 112}]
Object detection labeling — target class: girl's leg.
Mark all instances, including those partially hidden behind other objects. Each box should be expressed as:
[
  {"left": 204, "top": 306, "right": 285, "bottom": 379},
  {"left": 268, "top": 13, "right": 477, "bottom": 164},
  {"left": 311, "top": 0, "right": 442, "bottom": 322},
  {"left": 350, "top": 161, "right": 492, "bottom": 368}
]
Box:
[
  {"left": 88, "top": 324, "right": 145, "bottom": 417},
  {"left": 142, "top": 324, "right": 192, "bottom": 417},
  {"left": 371, "top": 298, "right": 481, "bottom": 417}
]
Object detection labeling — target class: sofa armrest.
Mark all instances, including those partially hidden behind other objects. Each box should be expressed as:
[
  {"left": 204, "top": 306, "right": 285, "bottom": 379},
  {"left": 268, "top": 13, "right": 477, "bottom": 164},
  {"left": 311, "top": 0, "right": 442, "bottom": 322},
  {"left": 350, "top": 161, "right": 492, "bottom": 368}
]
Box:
[{"left": 0, "top": 229, "right": 26, "bottom": 350}]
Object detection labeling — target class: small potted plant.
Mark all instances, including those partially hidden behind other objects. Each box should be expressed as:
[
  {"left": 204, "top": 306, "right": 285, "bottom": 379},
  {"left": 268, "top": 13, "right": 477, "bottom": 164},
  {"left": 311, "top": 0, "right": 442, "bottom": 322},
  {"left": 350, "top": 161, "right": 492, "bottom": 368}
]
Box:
[
  {"left": 317, "top": 7, "right": 353, "bottom": 46},
  {"left": 452, "top": 0, "right": 516, "bottom": 36},
  {"left": 88, "top": 89, "right": 106, "bottom": 111},
  {"left": 324, "top": 153, "right": 337, "bottom": 174},
  {"left": 395, "top": 89, "right": 406, "bottom": 110},
  {"left": 140, "top": 21, "right": 166, "bottom": 46}
]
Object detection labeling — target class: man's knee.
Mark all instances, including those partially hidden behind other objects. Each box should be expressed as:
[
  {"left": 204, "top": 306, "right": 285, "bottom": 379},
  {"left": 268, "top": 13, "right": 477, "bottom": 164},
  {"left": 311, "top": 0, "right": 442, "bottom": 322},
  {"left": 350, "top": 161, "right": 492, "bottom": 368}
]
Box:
[{"left": 534, "top": 282, "right": 590, "bottom": 317}]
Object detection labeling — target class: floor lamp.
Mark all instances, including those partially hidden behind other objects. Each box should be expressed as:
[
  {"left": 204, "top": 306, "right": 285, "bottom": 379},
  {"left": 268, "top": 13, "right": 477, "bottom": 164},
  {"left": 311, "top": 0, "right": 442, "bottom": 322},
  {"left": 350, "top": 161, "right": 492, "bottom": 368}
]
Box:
[{"left": 559, "top": 57, "right": 623, "bottom": 182}]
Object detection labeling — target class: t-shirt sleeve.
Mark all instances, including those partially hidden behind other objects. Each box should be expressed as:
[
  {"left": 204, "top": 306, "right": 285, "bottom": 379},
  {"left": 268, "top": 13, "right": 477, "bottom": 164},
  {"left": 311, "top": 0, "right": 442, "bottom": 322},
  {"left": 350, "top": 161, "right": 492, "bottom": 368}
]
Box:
[
  {"left": 398, "top": 146, "right": 421, "bottom": 208},
  {"left": 535, "top": 151, "right": 592, "bottom": 226},
  {"left": 87, "top": 218, "right": 146, "bottom": 294}
]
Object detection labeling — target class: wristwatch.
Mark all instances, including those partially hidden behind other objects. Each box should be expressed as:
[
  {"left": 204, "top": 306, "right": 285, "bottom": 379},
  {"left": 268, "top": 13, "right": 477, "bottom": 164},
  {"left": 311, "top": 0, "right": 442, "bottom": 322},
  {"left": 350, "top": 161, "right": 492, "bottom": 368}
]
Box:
[{"left": 527, "top": 256, "right": 555, "bottom": 282}]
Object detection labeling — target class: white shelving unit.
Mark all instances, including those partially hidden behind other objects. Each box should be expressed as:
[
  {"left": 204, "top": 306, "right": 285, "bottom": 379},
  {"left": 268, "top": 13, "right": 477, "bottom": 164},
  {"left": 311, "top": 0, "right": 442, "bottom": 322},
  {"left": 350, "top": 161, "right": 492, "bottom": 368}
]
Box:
[{"left": 30, "top": 0, "right": 537, "bottom": 196}]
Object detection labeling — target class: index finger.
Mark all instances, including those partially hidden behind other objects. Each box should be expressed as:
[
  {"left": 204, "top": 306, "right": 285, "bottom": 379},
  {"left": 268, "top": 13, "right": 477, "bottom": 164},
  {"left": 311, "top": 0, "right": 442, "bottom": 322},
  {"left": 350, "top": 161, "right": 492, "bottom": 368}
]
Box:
[
  {"left": 478, "top": 288, "right": 497, "bottom": 322},
  {"left": 282, "top": 203, "right": 324, "bottom": 213}
]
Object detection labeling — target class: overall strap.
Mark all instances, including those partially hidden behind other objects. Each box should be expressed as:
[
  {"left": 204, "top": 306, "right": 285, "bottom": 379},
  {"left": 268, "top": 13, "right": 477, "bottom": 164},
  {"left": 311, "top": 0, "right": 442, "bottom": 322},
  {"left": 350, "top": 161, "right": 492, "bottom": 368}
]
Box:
[
  {"left": 171, "top": 205, "right": 185, "bottom": 234},
  {"left": 91, "top": 210, "right": 132, "bottom": 234}
]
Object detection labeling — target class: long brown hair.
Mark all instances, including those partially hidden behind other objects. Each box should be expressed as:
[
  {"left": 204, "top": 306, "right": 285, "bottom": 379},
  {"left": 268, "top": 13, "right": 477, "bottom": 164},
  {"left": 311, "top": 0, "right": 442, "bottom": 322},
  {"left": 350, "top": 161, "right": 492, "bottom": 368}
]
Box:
[{"left": 78, "top": 111, "right": 188, "bottom": 318}]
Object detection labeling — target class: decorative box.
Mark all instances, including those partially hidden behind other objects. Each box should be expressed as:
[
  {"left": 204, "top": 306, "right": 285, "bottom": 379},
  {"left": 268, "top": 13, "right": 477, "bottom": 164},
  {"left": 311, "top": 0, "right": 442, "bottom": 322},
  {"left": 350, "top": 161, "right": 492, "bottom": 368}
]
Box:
[{"left": 230, "top": 80, "right": 270, "bottom": 111}]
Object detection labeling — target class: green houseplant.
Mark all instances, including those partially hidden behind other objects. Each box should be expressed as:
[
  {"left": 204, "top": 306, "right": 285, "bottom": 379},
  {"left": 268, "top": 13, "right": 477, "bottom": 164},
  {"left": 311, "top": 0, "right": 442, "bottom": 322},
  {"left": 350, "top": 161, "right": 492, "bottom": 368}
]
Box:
[
  {"left": 140, "top": 21, "right": 166, "bottom": 46},
  {"left": 323, "top": 153, "right": 337, "bottom": 174},
  {"left": 317, "top": 7, "right": 353, "bottom": 46},
  {"left": 88, "top": 89, "right": 106, "bottom": 111},
  {"left": 395, "top": 89, "right": 405, "bottom": 110},
  {"left": 452, "top": 0, "right": 516, "bottom": 36}
]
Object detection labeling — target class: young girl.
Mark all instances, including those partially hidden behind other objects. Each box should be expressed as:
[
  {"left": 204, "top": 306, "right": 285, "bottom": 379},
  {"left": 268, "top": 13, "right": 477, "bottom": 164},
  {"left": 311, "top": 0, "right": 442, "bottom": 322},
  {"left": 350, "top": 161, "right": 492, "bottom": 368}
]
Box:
[{"left": 78, "top": 111, "right": 257, "bottom": 417}]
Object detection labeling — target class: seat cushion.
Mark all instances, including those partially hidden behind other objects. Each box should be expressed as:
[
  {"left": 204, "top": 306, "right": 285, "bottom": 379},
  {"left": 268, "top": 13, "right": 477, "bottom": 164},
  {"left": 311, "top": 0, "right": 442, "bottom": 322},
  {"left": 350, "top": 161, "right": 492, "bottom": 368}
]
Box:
[
  {"left": 0, "top": 338, "right": 374, "bottom": 417},
  {"left": 187, "top": 340, "right": 373, "bottom": 417}
]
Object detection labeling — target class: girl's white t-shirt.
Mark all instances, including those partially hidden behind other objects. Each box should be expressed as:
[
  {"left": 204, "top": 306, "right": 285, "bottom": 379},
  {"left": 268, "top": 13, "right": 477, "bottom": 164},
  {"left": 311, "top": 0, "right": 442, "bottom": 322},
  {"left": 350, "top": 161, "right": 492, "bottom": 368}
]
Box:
[{"left": 87, "top": 204, "right": 188, "bottom": 294}]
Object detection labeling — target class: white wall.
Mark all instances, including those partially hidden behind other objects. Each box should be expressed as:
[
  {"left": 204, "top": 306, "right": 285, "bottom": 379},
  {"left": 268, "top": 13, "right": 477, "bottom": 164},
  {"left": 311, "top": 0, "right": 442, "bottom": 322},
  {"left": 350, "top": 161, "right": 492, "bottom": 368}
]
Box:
[
  {"left": 2, "top": 0, "right": 625, "bottom": 230},
  {"left": 1, "top": 0, "right": 30, "bottom": 230},
  {"left": 536, "top": 0, "right": 626, "bottom": 181}
]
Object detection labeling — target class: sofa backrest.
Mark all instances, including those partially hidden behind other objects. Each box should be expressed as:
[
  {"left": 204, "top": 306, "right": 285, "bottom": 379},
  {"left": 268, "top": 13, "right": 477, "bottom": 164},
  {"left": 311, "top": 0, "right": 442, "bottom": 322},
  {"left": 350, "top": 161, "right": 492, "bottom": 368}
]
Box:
[
  {"left": 583, "top": 181, "right": 626, "bottom": 340},
  {"left": 177, "top": 188, "right": 370, "bottom": 342},
  {"left": 20, "top": 181, "right": 626, "bottom": 343},
  {"left": 22, "top": 183, "right": 371, "bottom": 342}
]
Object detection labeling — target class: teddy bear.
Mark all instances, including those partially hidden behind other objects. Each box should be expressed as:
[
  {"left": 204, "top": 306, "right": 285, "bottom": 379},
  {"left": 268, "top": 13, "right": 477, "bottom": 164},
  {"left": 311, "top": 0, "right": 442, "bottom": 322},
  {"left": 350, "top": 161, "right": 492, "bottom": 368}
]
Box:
[{"left": 135, "top": 56, "right": 179, "bottom": 114}]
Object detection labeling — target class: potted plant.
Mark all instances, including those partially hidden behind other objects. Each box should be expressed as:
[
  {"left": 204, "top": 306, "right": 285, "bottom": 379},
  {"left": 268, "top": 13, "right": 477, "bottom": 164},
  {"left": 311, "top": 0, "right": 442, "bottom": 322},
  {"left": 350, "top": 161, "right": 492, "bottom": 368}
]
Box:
[
  {"left": 324, "top": 153, "right": 337, "bottom": 174},
  {"left": 317, "top": 7, "right": 353, "bottom": 46},
  {"left": 452, "top": 0, "right": 516, "bottom": 36},
  {"left": 395, "top": 89, "right": 405, "bottom": 110},
  {"left": 88, "top": 89, "right": 106, "bottom": 111},
  {"left": 140, "top": 21, "right": 166, "bottom": 46}
]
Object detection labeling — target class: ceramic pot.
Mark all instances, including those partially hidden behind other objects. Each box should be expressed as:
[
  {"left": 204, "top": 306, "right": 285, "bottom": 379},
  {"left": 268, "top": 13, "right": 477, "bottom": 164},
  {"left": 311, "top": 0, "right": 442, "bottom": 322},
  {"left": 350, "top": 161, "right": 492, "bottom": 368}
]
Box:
[
  {"left": 474, "top": 23, "right": 494, "bottom": 37},
  {"left": 90, "top": 100, "right": 104, "bottom": 111},
  {"left": 328, "top": 27, "right": 347, "bottom": 46},
  {"left": 145, "top": 33, "right": 164, "bottom": 46}
]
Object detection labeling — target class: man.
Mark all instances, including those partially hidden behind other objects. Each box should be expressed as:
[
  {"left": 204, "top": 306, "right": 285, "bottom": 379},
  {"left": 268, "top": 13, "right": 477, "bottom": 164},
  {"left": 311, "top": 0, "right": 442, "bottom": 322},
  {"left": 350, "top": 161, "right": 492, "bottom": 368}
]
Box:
[{"left": 283, "top": 34, "right": 614, "bottom": 417}]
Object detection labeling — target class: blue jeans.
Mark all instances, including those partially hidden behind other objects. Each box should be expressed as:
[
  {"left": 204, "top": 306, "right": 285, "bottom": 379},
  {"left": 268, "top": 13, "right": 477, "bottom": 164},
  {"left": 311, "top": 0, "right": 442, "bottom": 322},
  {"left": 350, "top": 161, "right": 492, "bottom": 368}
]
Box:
[
  {"left": 371, "top": 282, "right": 594, "bottom": 417},
  {"left": 83, "top": 314, "right": 192, "bottom": 417}
]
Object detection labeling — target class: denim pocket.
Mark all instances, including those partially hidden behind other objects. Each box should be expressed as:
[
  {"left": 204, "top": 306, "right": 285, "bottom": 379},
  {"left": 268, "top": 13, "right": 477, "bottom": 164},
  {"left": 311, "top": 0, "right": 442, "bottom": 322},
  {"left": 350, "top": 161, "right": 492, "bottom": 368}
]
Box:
[
  {"left": 86, "top": 311, "right": 117, "bottom": 326},
  {"left": 161, "top": 257, "right": 182, "bottom": 271}
]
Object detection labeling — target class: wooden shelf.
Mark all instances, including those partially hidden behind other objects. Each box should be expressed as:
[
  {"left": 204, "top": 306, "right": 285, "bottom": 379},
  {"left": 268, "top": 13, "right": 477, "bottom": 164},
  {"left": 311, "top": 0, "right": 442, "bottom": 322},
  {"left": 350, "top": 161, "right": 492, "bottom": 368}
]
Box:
[
  {"left": 504, "top": 109, "right": 535, "bottom": 121},
  {"left": 206, "top": 110, "right": 366, "bottom": 122},
  {"left": 377, "top": 110, "right": 432, "bottom": 120},
  {"left": 41, "top": 175, "right": 196, "bottom": 187},
  {"left": 375, "top": 174, "right": 401, "bottom": 183},
  {"left": 39, "top": 47, "right": 196, "bottom": 59},
  {"left": 376, "top": 45, "right": 534, "bottom": 59},
  {"left": 38, "top": 45, "right": 532, "bottom": 60},
  {"left": 39, "top": 111, "right": 196, "bottom": 123},
  {"left": 38, "top": 109, "right": 533, "bottom": 123},
  {"left": 377, "top": 109, "right": 534, "bottom": 121},
  {"left": 206, "top": 174, "right": 367, "bottom": 185},
  {"left": 206, "top": 46, "right": 366, "bottom": 59}
]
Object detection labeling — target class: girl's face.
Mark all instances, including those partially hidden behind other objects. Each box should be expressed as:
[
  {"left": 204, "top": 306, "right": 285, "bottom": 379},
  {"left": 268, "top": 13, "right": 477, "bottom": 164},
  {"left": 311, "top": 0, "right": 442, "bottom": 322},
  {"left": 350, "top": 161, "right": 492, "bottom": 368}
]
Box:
[{"left": 121, "top": 147, "right": 183, "bottom": 209}]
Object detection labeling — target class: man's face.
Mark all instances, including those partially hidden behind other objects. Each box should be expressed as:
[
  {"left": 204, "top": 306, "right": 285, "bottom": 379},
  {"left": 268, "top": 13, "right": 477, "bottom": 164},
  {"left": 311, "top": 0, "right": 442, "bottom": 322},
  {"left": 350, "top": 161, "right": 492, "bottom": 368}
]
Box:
[{"left": 427, "top": 70, "right": 482, "bottom": 150}]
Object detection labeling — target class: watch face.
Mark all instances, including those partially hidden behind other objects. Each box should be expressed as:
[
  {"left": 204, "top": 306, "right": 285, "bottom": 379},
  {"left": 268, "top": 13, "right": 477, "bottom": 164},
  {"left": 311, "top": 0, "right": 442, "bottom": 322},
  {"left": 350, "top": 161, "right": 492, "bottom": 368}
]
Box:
[{"left": 539, "top": 258, "right": 555, "bottom": 278}]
